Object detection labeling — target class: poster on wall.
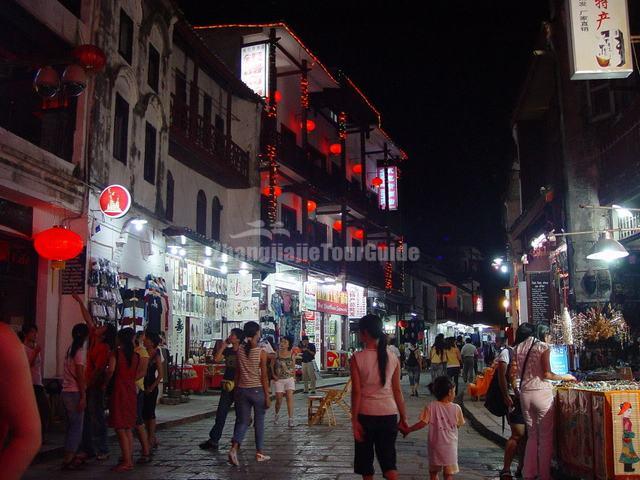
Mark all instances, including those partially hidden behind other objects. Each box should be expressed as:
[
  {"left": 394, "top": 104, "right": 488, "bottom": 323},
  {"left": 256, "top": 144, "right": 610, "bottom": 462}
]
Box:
[
  {"left": 611, "top": 392, "right": 640, "bottom": 476},
  {"left": 228, "top": 298, "right": 260, "bottom": 322},
  {"left": 347, "top": 283, "right": 367, "bottom": 318},
  {"left": 528, "top": 271, "right": 552, "bottom": 325},
  {"left": 567, "top": 0, "right": 633, "bottom": 80},
  {"left": 227, "top": 273, "right": 252, "bottom": 300},
  {"left": 317, "top": 286, "right": 348, "bottom": 315},
  {"left": 303, "top": 281, "right": 317, "bottom": 311}
]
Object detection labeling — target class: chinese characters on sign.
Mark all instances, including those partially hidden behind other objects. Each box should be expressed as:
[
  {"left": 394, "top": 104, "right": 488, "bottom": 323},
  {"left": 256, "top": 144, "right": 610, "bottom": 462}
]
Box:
[
  {"left": 377, "top": 166, "right": 398, "bottom": 211},
  {"left": 303, "top": 281, "right": 317, "bottom": 311},
  {"left": 567, "top": 0, "right": 632, "bottom": 79},
  {"left": 347, "top": 283, "right": 367, "bottom": 318},
  {"left": 241, "top": 44, "right": 269, "bottom": 97},
  {"left": 316, "top": 286, "right": 348, "bottom": 315}
]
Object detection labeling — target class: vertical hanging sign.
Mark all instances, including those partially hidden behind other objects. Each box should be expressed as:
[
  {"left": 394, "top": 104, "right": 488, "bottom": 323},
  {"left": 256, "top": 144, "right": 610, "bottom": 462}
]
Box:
[
  {"left": 378, "top": 166, "right": 398, "bottom": 211},
  {"left": 241, "top": 44, "right": 269, "bottom": 97},
  {"left": 567, "top": 0, "right": 633, "bottom": 79}
]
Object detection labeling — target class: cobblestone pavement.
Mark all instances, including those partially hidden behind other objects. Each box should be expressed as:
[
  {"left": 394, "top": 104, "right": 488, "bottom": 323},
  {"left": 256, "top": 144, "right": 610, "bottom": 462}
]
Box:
[{"left": 25, "top": 385, "right": 506, "bottom": 479}]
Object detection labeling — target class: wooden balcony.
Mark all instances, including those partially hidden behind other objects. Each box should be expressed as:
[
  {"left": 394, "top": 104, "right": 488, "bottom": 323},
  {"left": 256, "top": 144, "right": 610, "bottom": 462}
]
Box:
[{"left": 169, "top": 96, "right": 250, "bottom": 188}]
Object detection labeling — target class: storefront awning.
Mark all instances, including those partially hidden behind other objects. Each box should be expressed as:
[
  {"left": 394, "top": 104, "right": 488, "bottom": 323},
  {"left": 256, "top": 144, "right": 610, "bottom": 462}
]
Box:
[{"left": 162, "top": 227, "right": 274, "bottom": 274}]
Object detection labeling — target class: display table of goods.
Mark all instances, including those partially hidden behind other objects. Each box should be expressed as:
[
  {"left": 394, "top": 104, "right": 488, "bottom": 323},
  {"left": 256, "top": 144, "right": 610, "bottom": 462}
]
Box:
[{"left": 557, "top": 381, "right": 640, "bottom": 479}]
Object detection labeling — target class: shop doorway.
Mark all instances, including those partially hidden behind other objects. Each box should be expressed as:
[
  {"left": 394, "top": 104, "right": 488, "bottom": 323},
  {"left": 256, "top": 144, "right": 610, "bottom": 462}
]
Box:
[{"left": 0, "top": 232, "right": 37, "bottom": 328}]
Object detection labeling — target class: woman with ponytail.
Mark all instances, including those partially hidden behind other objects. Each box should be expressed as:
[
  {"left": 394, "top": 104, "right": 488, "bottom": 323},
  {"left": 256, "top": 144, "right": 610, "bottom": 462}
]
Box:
[
  {"left": 61, "top": 323, "right": 89, "bottom": 469},
  {"left": 228, "top": 321, "right": 271, "bottom": 466},
  {"left": 351, "top": 314, "right": 408, "bottom": 480}
]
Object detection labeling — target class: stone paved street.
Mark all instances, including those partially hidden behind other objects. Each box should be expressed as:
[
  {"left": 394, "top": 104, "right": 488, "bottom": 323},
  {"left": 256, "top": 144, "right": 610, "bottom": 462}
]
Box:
[{"left": 25, "top": 382, "right": 506, "bottom": 479}]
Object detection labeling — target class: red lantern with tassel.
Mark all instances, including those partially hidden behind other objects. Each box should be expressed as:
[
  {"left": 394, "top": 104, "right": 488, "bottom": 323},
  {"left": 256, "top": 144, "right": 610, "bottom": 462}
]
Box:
[
  {"left": 72, "top": 45, "right": 106, "bottom": 72},
  {"left": 34, "top": 226, "right": 84, "bottom": 269},
  {"left": 372, "top": 176, "right": 383, "bottom": 188}
]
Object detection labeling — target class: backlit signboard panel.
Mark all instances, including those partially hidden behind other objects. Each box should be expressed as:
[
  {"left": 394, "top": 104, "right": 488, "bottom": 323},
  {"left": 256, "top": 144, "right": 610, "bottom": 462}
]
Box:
[{"left": 241, "top": 44, "right": 269, "bottom": 97}]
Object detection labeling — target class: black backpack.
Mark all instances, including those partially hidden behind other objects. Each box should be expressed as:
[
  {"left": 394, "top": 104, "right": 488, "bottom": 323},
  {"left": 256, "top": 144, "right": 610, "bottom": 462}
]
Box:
[
  {"left": 484, "top": 347, "right": 512, "bottom": 417},
  {"left": 406, "top": 348, "right": 418, "bottom": 367}
]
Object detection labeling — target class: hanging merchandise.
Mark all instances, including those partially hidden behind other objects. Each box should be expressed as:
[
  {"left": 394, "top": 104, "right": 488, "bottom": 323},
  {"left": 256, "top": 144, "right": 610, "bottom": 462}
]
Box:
[
  {"left": 271, "top": 290, "right": 284, "bottom": 318},
  {"left": 120, "top": 289, "right": 146, "bottom": 328},
  {"left": 87, "top": 258, "right": 122, "bottom": 325},
  {"left": 144, "top": 274, "right": 166, "bottom": 334}
]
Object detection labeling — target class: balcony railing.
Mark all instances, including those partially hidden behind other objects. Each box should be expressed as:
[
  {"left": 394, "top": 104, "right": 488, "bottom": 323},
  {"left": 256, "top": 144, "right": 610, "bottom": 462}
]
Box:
[
  {"left": 615, "top": 211, "right": 640, "bottom": 241},
  {"left": 170, "top": 95, "right": 249, "bottom": 186}
]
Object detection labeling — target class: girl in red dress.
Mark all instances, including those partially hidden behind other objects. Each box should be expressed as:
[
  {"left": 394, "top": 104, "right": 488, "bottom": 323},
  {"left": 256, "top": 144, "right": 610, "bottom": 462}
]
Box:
[{"left": 105, "top": 328, "right": 143, "bottom": 472}]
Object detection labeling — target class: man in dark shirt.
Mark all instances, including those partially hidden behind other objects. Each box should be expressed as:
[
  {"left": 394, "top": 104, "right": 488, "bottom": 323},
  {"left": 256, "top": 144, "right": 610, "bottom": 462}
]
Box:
[
  {"left": 300, "top": 336, "right": 317, "bottom": 394},
  {"left": 199, "top": 328, "right": 242, "bottom": 450}
]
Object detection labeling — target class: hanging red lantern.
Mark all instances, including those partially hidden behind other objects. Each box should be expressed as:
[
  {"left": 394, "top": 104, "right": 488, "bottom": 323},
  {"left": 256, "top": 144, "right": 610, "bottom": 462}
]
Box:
[
  {"left": 307, "top": 200, "right": 317, "bottom": 212},
  {"left": 352, "top": 164, "right": 362, "bottom": 174},
  {"left": 34, "top": 226, "right": 84, "bottom": 268},
  {"left": 262, "top": 186, "right": 282, "bottom": 197},
  {"left": 353, "top": 228, "right": 364, "bottom": 240},
  {"left": 306, "top": 119, "right": 316, "bottom": 132},
  {"left": 333, "top": 220, "right": 343, "bottom": 231},
  {"left": 371, "top": 176, "right": 383, "bottom": 187},
  {"left": 274, "top": 90, "right": 282, "bottom": 103},
  {"left": 329, "top": 143, "right": 342, "bottom": 155},
  {"left": 72, "top": 44, "right": 106, "bottom": 72},
  {"left": 377, "top": 241, "right": 388, "bottom": 250},
  {"left": 397, "top": 320, "right": 408, "bottom": 329}
]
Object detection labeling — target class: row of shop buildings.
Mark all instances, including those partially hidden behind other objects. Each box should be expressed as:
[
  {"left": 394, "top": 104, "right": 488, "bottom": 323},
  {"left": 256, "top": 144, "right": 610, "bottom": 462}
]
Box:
[
  {"left": 503, "top": 1, "right": 640, "bottom": 335},
  {"left": 0, "top": 0, "right": 479, "bottom": 377}
]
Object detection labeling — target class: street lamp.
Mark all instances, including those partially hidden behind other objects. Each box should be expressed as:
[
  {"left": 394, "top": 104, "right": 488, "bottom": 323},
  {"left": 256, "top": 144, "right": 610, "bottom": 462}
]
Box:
[{"left": 586, "top": 235, "right": 629, "bottom": 261}]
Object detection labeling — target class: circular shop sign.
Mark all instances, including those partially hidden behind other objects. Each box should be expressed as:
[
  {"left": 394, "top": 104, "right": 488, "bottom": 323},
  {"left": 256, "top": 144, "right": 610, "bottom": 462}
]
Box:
[{"left": 99, "top": 184, "right": 132, "bottom": 219}]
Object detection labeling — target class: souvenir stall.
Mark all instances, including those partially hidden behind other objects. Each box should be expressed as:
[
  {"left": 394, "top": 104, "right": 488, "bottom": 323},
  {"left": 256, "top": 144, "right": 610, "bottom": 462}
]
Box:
[
  {"left": 262, "top": 264, "right": 304, "bottom": 346},
  {"left": 316, "top": 283, "right": 348, "bottom": 370},
  {"left": 163, "top": 229, "right": 268, "bottom": 395}
]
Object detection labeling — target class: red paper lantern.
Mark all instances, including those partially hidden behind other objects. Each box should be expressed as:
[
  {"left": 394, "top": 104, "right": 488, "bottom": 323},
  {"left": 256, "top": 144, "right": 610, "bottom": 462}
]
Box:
[
  {"left": 274, "top": 90, "right": 282, "bottom": 103},
  {"left": 307, "top": 200, "right": 317, "bottom": 212},
  {"left": 306, "top": 119, "right": 316, "bottom": 132},
  {"left": 371, "top": 176, "right": 383, "bottom": 187},
  {"left": 329, "top": 143, "right": 342, "bottom": 155},
  {"left": 352, "top": 164, "right": 363, "bottom": 174},
  {"left": 72, "top": 44, "right": 106, "bottom": 72},
  {"left": 333, "top": 220, "right": 343, "bottom": 231},
  {"left": 397, "top": 320, "right": 408, "bottom": 329},
  {"left": 377, "top": 241, "right": 388, "bottom": 250},
  {"left": 34, "top": 226, "right": 83, "bottom": 261},
  {"left": 353, "top": 228, "right": 364, "bottom": 240},
  {"left": 262, "top": 186, "right": 282, "bottom": 197}
]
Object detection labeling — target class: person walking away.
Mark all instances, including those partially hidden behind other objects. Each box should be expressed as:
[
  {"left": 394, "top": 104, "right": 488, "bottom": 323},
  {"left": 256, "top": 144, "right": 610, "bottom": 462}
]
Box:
[
  {"left": 0, "top": 322, "right": 41, "bottom": 480},
  {"left": 105, "top": 328, "right": 145, "bottom": 472},
  {"left": 476, "top": 342, "right": 485, "bottom": 374},
  {"left": 228, "top": 321, "right": 271, "bottom": 466},
  {"left": 351, "top": 314, "right": 408, "bottom": 480},
  {"left": 61, "top": 323, "right": 89, "bottom": 470},
  {"left": 72, "top": 293, "right": 115, "bottom": 463},
  {"left": 22, "top": 324, "right": 49, "bottom": 437},
  {"left": 272, "top": 336, "right": 296, "bottom": 427},
  {"left": 200, "top": 329, "right": 243, "bottom": 451},
  {"left": 388, "top": 338, "right": 402, "bottom": 379},
  {"left": 143, "top": 331, "right": 163, "bottom": 450},
  {"left": 133, "top": 332, "right": 151, "bottom": 463},
  {"left": 495, "top": 335, "right": 525, "bottom": 479},
  {"left": 403, "top": 376, "right": 464, "bottom": 480},
  {"left": 444, "top": 337, "right": 462, "bottom": 396},
  {"left": 460, "top": 338, "right": 477, "bottom": 384},
  {"left": 513, "top": 323, "right": 575, "bottom": 480},
  {"left": 406, "top": 343, "right": 422, "bottom": 397},
  {"left": 300, "top": 336, "right": 317, "bottom": 393},
  {"left": 429, "top": 334, "right": 447, "bottom": 385}
]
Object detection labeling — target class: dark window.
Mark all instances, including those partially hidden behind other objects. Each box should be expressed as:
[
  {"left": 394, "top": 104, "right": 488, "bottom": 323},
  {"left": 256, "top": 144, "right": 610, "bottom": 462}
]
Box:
[
  {"left": 175, "top": 70, "right": 187, "bottom": 104},
  {"left": 313, "top": 222, "right": 328, "bottom": 245},
  {"left": 118, "top": 10, "right": 133, "bottom": 64},
  {"left": 280, "top": 124, "right": 297, "bottom": 165},
  {"left": 113, "top": 94, "right": 129, "bottom": 164},
  {"left": 211, "top": 196, "right": 222, "bottom": 241},
  {"left": 166, "top": 171, "right": 174, "bottom": 221},
  {"left": 586, "top": 80, "right": 615, "bottom": 121},
  {"left": 196, "top": 190, "right": 207, "bottom": 236},
  {"left": 203, "top": 95, "right": 212, "bottom": 126},
  {"left": 148, "top": 44, "right": 160, "bottom": 92},
  {"left": 58, "top": 0, "right": 81, "bottom": 17},
  {"left": 281, "top": 204, "right": 297, "bottom": 234},
  {"left": 333, "top": 226, "right": 343, "bottom": 247},
  {"left": 143, "top": 122, "right": 156, "bottom": 184},
  {"left": 215, "top": 114, "right": 224, "bottom": 133}
]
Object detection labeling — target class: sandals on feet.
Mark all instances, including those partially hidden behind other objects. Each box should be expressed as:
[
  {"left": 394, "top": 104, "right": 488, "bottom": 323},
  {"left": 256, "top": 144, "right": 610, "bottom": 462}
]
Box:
[
  {"left": 256, "top": 453, "right": 271, "bottom": 462},
  {"left": 499, "top": 470, "right": 513, "bottom": 480},
  {"left": 111, "top": 463, "right": 134, "bottom": 472},
  {"left": 228, "top": 449, "right": 239, "bottom": 466}
]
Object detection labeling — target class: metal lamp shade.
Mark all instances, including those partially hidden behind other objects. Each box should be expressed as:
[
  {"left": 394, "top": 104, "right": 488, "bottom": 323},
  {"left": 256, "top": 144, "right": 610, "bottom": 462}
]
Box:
[{"left": 586, "top": 237, "right": 629, "bottom": 261}]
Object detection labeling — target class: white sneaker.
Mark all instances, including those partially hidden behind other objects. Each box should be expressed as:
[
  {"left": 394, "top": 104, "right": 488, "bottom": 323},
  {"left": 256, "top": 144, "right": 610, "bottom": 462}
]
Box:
[
  {"left": 256, "top": 453, "right": 271, "bottom": 462},
  {"left": 288, "top": 417, "right": 294, "bottom": 428},
  {"left": 274, "top": 412, "right": 279, "bottom": 425}
]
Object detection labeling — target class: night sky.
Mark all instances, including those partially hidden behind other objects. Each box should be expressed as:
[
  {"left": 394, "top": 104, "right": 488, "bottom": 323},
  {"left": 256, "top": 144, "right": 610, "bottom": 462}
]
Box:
[{"left": 178, "top": 0, "right": 550, "bottom": 309}]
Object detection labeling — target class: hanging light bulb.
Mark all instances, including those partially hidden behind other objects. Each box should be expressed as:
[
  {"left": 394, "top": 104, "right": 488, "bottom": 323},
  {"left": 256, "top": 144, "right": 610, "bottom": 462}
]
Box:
[{"left": 586, "top": 234, "right": 629, "bottom": 261}]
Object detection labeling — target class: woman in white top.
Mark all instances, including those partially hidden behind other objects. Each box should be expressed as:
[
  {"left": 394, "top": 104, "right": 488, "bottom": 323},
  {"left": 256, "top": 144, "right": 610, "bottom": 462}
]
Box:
[{"left": 351, "top": 314, "right": 408, "bottom": 480}]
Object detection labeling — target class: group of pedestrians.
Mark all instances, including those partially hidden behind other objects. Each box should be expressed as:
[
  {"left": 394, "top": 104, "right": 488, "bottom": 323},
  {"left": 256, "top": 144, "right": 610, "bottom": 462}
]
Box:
[{"left": 58, "top": 294, "right": 164, "bottom": 472}]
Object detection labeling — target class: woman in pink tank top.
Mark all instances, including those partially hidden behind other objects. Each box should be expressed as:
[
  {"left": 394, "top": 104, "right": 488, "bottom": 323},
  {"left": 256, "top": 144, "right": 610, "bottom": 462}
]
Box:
[
  {"left": 351, "top": 314, "right": 408, "bottom": 480},
  {"left": 513, "top": 323, "right": 575, "bottom": 480}
]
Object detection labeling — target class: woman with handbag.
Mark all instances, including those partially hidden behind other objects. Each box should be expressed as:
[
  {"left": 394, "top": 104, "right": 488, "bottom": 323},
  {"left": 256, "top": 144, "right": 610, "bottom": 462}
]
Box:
[
  {"left": 513, "top": 323, "right": 575, "bottom": 480},
  {"left": 199, "top": 328, "right": 243, "bottom": 451}
]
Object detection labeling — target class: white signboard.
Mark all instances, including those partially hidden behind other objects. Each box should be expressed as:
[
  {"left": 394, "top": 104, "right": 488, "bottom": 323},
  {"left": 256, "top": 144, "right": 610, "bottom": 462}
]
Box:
[
  {"left": 347, "top": 283, "right": 367, "bottom": 318},
  {"left": 227, "top": 273, "right": 252, "bottom": 300},
  {"left": 378, "top": 166, "right": 398, "bottom": 211},
  {"left": 567, "top": 0, "right": 633, "bottom": 79},
  {"left": 241, "top": 44, "right": 269, "bottom": 97},
  {"left": 303, "top": 281, "right": 317, "bottom": 311}
]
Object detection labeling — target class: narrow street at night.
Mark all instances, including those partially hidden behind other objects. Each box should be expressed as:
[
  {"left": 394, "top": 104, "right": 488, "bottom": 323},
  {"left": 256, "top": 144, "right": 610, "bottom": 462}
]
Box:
[{"left": 24, "top": 382, "right": 505, "bottom": 480}]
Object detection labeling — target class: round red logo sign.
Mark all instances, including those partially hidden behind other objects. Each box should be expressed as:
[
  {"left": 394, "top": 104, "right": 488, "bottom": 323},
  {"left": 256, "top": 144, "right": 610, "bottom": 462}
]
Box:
[{"left": 99, "top": 185, "right": 131, "bottom": 219}]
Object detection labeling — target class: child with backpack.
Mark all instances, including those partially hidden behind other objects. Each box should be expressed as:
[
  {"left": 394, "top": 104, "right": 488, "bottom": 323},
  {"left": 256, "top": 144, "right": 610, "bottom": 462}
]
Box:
[{"left": 402, "top": 376, "right": 465, "bottom": 479}]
